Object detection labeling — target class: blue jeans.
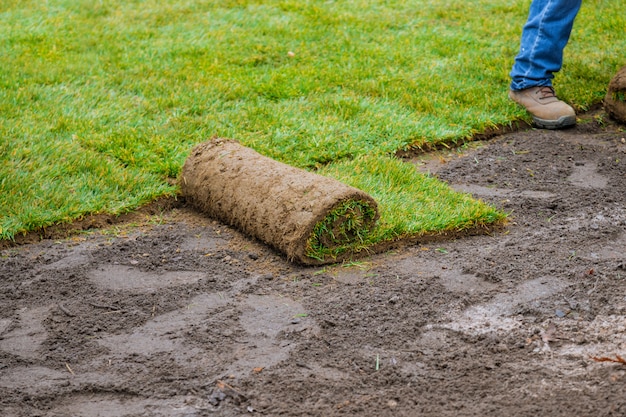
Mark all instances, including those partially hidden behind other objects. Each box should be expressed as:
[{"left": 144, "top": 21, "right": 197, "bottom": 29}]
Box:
[{"left": 510, "top": 0, "right": 582, "bottom": 91}]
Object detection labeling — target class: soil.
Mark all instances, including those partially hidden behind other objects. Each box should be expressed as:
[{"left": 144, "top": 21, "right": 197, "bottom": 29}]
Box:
[{"left": 2, "top": 109, "right": 626, "bottom": 417}]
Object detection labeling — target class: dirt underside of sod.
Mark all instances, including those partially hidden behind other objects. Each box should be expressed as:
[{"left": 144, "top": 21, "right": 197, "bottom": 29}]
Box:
[{"left": 2, "top": 109, "right": 626, "bottom": 416}]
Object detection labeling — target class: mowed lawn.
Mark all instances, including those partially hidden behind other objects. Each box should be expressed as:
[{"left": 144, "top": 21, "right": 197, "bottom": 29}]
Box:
[{"left": 1, "top": 0, "right": 624, "bottom": 251}]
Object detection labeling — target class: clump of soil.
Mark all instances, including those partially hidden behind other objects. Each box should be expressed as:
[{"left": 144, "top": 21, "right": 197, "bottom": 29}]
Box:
[{"left": 1, "top": 110, "right": 626, "bottom": 417}]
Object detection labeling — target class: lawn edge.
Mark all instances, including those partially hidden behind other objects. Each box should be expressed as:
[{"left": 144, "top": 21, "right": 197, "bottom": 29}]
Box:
[{"left": 1, "top": 105, "right": 614, "bottom": 258}]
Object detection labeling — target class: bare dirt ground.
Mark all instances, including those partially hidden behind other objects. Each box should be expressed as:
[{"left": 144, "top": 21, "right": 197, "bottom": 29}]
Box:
[{"left": 2, "top": 109, "right": 626, "bottom": 417}]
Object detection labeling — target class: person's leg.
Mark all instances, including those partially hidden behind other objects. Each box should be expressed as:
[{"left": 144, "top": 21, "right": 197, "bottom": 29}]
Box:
[
  {"left": 510, "top": 0, "right": 582, "bottom": 91},
  {"left": 508, "top": 0, "right": 582, "bottom": 129}
]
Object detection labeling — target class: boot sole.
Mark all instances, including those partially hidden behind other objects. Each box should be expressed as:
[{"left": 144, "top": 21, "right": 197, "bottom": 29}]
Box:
[{"left": 532, "top": 114, "right": 576, "bottom": 130}]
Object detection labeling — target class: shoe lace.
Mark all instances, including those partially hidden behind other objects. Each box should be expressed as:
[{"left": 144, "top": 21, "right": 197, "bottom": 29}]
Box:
[{"left": 537, "top": 86, "right": 557, "bottom": 100}]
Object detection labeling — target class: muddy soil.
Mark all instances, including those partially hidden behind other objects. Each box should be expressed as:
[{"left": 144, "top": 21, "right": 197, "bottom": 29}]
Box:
[{"left": 2, "top": 110, "right": 626, "bottom": 417}]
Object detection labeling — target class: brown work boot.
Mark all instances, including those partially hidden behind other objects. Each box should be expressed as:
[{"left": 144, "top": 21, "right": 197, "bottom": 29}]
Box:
[{"left": 508, "top": 86, "right": 576, "bottom": 129}]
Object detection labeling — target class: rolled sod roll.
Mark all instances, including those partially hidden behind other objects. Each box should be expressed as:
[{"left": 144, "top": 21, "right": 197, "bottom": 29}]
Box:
[
  {"left": 605, "top": 65, "right": 626, "bottom": 125},
  {"left": 180, "top": 138, "right": 379, "bottom": 265}
]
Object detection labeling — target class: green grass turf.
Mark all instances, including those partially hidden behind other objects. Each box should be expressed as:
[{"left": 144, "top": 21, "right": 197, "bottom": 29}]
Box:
[{"left": 1, "top": 0, "right": 625, "bottom": 249}]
